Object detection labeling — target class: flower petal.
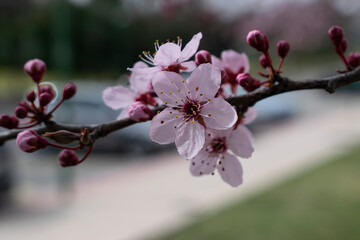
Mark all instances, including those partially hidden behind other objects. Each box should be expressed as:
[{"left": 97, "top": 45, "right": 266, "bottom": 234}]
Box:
[
  {"left": 152, "top": 71, "right": 187, "bottom": 107},
  {"left": 178, "top": 32, "right": 203, "bottom": 62},
  {"left": 129, "top": 61, "right": 152, "bottom": 93},
  {"left": 189, "top": 149, "right": 217, "bottom": 176},
  {"left": 149, "top": 108, "right": 181, "bottom": 144},
  {"left": 117, "top": 107, "right": 129, "bottom": 120},
  {"left": 211, "top": 55, "right": 223, "bottom": 70},
  {"left": 153, "top": 43, "right": 181, "bottom": 66},
  {"left": 180, "top": 61, "right": 197, "bottom": 72},
  {"left": 201, "top": 98, "right": 237, "bottom": 130},
  {"left": 128, "top": 66, "right": 162, "bottom": 74},
  {"left": 242, "top": 107, "right": 257, "bottom": 125},
  {"left": 186, "top": 63, "right": 221, "bottom": 101},
  {"left": 175, "top": 122, "right": 205, "bottom": 159},
  {"left": 102, "top": 86, "right": 135, "bottom": 110},
  {"left": 218, "top": 152, "right": 243, "bottom": 187},
  {"left": 221, "top": 50, "right": 250, "bottom": 74},
  {"left": 228, "top": 126, "right": 254, "bottom": 158}
]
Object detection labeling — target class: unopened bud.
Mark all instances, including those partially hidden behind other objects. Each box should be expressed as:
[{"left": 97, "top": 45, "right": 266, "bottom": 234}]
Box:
[
  {"left": 0, "top": 114, "right": 19, "bottom": 129},
  {"left": 43, "top": 130, "right": 81, "bottom": 144},
  {"left": 58, "top": 150, "right": 79, "bottom": 167},
  {"left": 24, "top": 59, "right": 46, "bottom": 83},
  {"left": 63, "top": 83, "right": 77, "bottom": 100},
  {"left": 328, "top": 25, "right": 344, "bottom": 46},
  {"left": 236, "top": 73, "right": 262, "bottom": 92},
  {"left": 128, "top": 101, "right": 154, "bottom": 122},
  {"left": 39, "top": 92, "right": 51, "bottom": 107},
  {"left": 335, "top": 39, "right": 347, "bottom": 55},
  {"left": 347, "top": 52, "right": 360, "bottom": 69},
  {"left": 16, "top": 130, "right": 48, "bottom": 153},
  {"left": 15, "top": 106, "right": 28, "bottom": 119},
  {"left": 246, "top": 30, "right": 269, "bottom": 52},
  {"left": 259, "top": 54, "right": 270, "bottom": 68},
  {"left": 26, "top": 90, "right": 36, "bottom": 102},
  {"left": 195, "top": 50, "right": 212, "bottom": 66},
  {"left": 276, "top": 40, "right": 290, "bottom": 58},
  {"left": 40, "top": 84, "right": 56, "bottom": 101}
]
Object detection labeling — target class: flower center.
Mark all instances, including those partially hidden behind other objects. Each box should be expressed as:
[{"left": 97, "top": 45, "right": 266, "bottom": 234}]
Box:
[
  {"left": 182, "top": 100, "right": 201, "bottom": 117},
  {"left": 209, "top": 137, "right": 227, "bottom": 154}
]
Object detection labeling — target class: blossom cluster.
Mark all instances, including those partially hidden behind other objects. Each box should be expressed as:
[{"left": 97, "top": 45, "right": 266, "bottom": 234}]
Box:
[
  {"left": 2, "top": 25, "right": 354, "bottom": 187},
  {"left": 103, "top": 32, "right": 273, "bottom": 187}
]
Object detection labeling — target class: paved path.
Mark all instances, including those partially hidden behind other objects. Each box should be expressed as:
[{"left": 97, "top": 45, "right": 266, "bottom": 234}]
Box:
[{"left": 1, "top": 93, "right": 360, "bottom": 240}]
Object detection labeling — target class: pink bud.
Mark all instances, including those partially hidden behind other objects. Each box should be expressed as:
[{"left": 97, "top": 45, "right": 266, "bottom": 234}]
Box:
[
  {"left": 16, "top": 130, "right": 48, "bottom": 153},
  {"left": 347, "top": 52, "right": 360, "bottom": 69},
  {"left": 328, "top": 25, "right": 344, "bottom": 46},
  {"left": 26, "top": 90, "right": 36, "bottom": 102},
  {"left": 336, "top": 39, "right": 347, "bottom": 55},
  {"left": 63, "top": 83, "right": 77, "bottom": 100},
  {"left": 39, "top": 92, "right": 52, "bottom": 106},
  {"left": 236, "top": 73, "right": 262, "bottom": 92},
  {"left": 246, "top": 30, "right": 269, "bottom": 52},
  {"left": 276, "top": 40, "right": 290, "bottom": 58},
  {"left": 40, "top": 84, "right": 56, "bottom": 101},
  {"left": 195, "top": 50, "right": 212, "bottom": 66},
  {"left": 259, "top": 54, "right": 270, "bottom": 68},
  {"left": 128, "top": 101, "right": 154, "bottom": 122},
  {"left": 15, "top": 106, "right": 28, "bottom": 119},
  {"left": 0, "top": 114, "right": 19, "bottom": 129},
  {"left": 24, "top": 59, "right": 47, "bottom": 83},
  {"left": 58, "top": 150, "right": 79, "bottom": 167}
]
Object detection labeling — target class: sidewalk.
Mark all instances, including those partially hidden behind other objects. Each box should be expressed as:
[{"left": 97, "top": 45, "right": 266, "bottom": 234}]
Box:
[{"left": 1, "top": 93, "right": 360, "bottom": 240}]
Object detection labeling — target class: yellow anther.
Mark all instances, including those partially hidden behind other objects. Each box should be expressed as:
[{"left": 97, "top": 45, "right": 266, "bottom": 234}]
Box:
[
  {"left": 169, "top": 92, "right": 172, "bottom": 95},
  {"left": 187, "top": 91, "right": 191, "bottom": 94},
  {"left": 178, "top": 89, "right": 180, "bottom": 92},
  {"left": 208, "top": 113, "right": 212, "bottom": 116},
  {"left": 192, "top": 111, "right": 196, "bottom": 114},
  {"left": 157, "top": 111, "right": 160, "bottom": 114},
  {"left": 170, "top": 111, "right": 172, "bottom": 114},
  {"left": 174, "top": 126, "right": 177, "bottom": 129},
  {"left": 171, "top": 80, "right": 173, "bottom": 83},
  {"left": 183, "top": 118, "right": 186, "bottom": 121},
  {"left": 160, "top": 91, "right": 163, "bottom": 94},
  {"left": 182, "top": 80, "right": 185, "bottom": 83},
  {"left": 165, "top": 102, "right": 168, "bottom": 104},
  {"left": 208, "top": 99, "right": 211, "bottom": 101},
  {"left": 175, "top": 116, "right": 178, "bottom": 118},
  {"left": 190, "top": 121, "right": 194, "bottom": 124}
]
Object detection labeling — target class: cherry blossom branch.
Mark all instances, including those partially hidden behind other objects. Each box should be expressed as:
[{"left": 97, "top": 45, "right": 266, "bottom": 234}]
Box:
[{"left": 1, "top": 67, "right": 360, "bottom": 146}]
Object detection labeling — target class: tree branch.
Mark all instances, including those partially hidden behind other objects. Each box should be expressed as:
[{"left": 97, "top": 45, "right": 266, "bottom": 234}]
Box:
[{"left": 1, "top": 67, "right": 360, "bottom": 146}]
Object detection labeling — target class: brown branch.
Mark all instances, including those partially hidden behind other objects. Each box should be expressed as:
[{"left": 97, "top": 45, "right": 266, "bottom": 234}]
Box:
[{"left": 1, "top": 67, "right": 360, "bottom": 146}]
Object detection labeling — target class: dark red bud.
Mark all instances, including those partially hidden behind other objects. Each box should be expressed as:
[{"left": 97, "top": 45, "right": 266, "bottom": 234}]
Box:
[
  {"left": 15, "top": 106, "right": 28, "bottom": 119},
  {"left": 195, "top": 50, "right": 212, "bottom": 66},
  {"left": 26, "top": 90, "right": 36, "bottom": 102},
  {"left": 24, "top": 59, "right": 47, "bottom": 83},
  {"left": 0, "top": 114, "right": 19, "bottom": 129},
  {"left": 62, "top": 83, "right": 77, "bottom": 100},
  {"left": 276, "top": 40, "right": 290, "bottom": 58},
  {"left": 236, "top": 73, "right": 262, "bottom": 92},
  {"left": 328, "top": 25, "right": 344, "bottom": 46},
  {"left": 259, "top": 54, "right": 270, "bottom": 68},
  {"left": 39, "top": 92, "right": 52, "bottom": 107},
  {"left": 347, "top": 52, "right": 360, "bottom": 69},
  {"left": 40, "top": 84, "right": 56, "bottom": 101},
  {"left": 247, "top": 30, "right": 269, "bottom": 52},
  {"left": 58, "top": 150, "right": 79, "bottom": 167}
]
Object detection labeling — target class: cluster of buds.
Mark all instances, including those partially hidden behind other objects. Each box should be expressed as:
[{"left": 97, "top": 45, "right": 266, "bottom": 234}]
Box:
[
  {"left": 16, "top": 128, "right": 93, "bottom": 167},
  {"left": 243, "top": 30, "right": 290, "bottom": 91},
  {"left": 328, "top": 25, "right": 360, "bottom": 71},
  {"left": 0, "top": 59, "right": 77, "bottom": 130}
]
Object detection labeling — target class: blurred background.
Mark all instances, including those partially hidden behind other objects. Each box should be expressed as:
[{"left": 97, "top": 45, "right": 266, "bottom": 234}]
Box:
[{"left": 0, "top": 0, "right": 360, "bottom": 239}]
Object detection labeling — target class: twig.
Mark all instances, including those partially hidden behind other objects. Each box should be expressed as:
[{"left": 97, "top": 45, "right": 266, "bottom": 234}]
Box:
[{"left": 1, "top": 67, "right": 360, "bottom": 146}]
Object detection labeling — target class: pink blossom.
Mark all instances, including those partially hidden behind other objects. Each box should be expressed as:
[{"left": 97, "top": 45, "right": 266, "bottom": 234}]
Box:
[
  {"left": 128, "top": 32, "right": 202, "bottom": 75},
  {"left": 189, "top": 127, "right": 254, "bottom": 187},
  {"left": 211, "top": 50, "right": 250, "bottom": 95},
  {"left": 149, "top": 63, "right": 237, "bottom": 159},
  {"left": 103, "top": 61, "right": 156, "bottom": 119}
]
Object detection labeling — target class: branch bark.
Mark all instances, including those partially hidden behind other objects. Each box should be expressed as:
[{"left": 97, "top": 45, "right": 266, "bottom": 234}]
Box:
[{"left": 1, "top": 67, "right": 360, "bottom": 146}]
